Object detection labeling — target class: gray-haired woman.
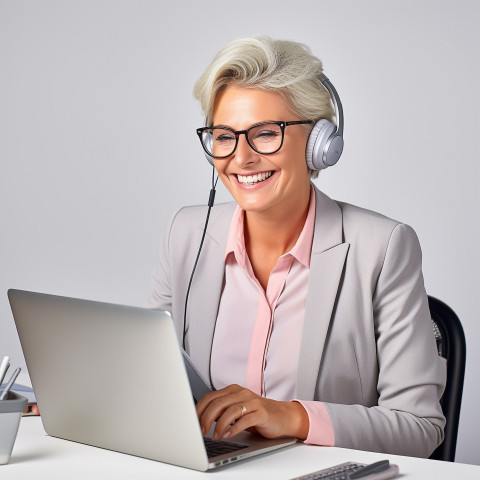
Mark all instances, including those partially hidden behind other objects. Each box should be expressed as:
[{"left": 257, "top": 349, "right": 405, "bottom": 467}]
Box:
[{"left": 149, "top": 36, "right": 445, "bottom": 457}]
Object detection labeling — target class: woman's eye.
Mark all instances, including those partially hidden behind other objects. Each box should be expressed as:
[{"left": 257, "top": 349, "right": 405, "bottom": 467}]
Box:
[
  {"left": 215, "top": 133, "right": 235, "bottom": 143},
  {"left": 254, "top": 130, "right": 279, "bottom": 141}
]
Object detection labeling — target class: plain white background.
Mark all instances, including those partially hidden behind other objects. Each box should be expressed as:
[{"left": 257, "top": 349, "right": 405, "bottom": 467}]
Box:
[{"left": 1, "top": 0, "right": 478, "bottom": 465}]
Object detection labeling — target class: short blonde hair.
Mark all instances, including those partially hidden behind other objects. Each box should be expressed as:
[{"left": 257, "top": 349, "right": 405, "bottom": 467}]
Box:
[{"left": 193, "top": 36, "right": 335, "bottom": 177}]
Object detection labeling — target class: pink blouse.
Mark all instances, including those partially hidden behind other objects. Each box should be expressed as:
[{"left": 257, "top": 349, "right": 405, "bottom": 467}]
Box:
[{"left": 210, "top": 188, "right": 334, "bottom": 446}]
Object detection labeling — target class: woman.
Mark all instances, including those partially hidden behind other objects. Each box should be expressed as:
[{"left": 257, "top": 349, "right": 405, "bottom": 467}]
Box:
[{"left": 148, "top": 36, "right": 446, "bottom": 457}]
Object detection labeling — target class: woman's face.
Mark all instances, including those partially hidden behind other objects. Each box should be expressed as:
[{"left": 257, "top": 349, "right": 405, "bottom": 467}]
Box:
[{"left": 212, "top": 86, "right": 311, "bottom": 216}]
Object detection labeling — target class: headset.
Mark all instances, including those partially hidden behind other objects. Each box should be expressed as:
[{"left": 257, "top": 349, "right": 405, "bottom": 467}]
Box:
[
  {"left": 183, "top": 74, "right": 344, "bottom": 348},
  {"left": 306, "top": 73, "right": 344, "bottom": 170},
  {"left": 202, "top": 73, "right": 344, "bottom": 171}
]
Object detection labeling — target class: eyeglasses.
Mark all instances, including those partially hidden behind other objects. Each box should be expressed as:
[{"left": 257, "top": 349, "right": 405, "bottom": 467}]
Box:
[{"left": 196, "top": 120, "right": 313, "bottom": 159}]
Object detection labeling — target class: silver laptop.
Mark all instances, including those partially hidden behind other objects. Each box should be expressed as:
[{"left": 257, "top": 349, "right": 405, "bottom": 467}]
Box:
[{"left": 8, "top": 289, "right": 295, "bottom": 471}]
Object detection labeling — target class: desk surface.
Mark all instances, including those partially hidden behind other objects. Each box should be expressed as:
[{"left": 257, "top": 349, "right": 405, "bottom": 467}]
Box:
[{"left": 3, "top": 417, "right": 480, "bottom": 479}]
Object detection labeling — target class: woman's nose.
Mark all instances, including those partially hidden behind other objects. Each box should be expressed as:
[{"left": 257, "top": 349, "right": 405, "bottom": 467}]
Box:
[{"left": 232, "top": 134, "right": 258, "bottom": 166}]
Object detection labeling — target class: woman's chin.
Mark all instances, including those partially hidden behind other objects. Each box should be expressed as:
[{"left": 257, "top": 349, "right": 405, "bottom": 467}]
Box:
[
  {"left": 226, "top": 175, "right": 280, "bottom": 211},
  {"left": 232, "top": 193, "right": 277, "bottom": 214}
]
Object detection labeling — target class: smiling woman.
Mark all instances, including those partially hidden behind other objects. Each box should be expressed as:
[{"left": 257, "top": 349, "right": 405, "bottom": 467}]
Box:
[{"left": 148, "top": 36, "right": 446, "bottom": 458}]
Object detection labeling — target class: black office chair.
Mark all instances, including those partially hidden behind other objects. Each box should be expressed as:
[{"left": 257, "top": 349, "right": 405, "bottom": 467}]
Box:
[{"left": 427, "top": 296, "right": 466, "bottom": 462}]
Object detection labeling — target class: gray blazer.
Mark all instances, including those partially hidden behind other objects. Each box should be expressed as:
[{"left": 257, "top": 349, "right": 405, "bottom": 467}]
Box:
[{"left": 148, "top": 185, "right": 446, "bottom": 457}]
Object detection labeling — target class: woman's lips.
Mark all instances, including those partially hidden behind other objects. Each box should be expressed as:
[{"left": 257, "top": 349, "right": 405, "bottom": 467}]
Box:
[
  {"left": 233, "top": 171, "right": 277, "bottom": 188},
  {"left": 236, "top": 171, "right": 273, "bottom": 185}
]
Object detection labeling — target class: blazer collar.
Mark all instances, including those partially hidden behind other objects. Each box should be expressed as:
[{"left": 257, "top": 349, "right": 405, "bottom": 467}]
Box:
[
  {"left": 204, "top": 184, "right": 343, "bottom": 249},
  {"left": 310, "top": 184, "right": 345, "bottom": 253}
]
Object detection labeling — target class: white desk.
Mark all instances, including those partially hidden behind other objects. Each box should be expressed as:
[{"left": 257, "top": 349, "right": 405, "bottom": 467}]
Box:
[{"left": 3, "top": 417, "right": 480, "bottom": 479}]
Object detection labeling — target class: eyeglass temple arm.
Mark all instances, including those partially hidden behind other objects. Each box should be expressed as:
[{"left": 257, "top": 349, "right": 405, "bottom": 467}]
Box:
[{"left": 318, "top": 73, "right": 344, "bottom": 137}]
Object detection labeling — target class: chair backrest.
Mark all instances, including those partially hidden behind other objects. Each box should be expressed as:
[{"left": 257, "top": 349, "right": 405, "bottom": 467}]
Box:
[{"left": 428, "top": 296, "right": 466, "bottom": 462}]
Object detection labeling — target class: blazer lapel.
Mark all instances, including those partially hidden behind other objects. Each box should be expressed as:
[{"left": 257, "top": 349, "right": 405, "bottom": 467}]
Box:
[
  {"left": 295, "top": 187, "right": 349, "bottom": 400},
  {"left": 186, "top": 205, "right": 233, "bottom": 381}
]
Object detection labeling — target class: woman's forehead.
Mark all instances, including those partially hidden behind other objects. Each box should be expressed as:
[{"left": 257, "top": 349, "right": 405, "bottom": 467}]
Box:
[{"left": 212, "top": 86, "right": 297, "bottom": 127}]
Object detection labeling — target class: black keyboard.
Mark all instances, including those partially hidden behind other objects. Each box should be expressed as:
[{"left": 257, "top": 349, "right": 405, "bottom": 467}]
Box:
[
  {"left": 292, "top": 462, "right": 363, "bottom": 480},
  {"left": 291, "top": 461, "right": 399, "bottom": 480},
  {"left": 203, "top": 437, "right": 248, "bottom": 458}
]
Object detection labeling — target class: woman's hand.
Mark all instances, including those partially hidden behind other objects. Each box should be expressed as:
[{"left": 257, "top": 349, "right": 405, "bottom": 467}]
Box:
[
  {"left": 196, "top": 384, "right": 309, "bottom": 441},
  {"left": 23, "top": 403, "right": 40, "bottom": 415}
]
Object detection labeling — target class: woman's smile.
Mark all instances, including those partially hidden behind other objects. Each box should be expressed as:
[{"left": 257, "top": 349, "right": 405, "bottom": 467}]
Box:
[{"left": 234, "top": 170, "right": 276, "bottom": 187}]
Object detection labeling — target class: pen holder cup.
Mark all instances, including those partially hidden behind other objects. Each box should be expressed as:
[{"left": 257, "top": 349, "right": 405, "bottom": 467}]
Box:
[{"left": 0, "top": 391, "right": 27, "bottom": 465}]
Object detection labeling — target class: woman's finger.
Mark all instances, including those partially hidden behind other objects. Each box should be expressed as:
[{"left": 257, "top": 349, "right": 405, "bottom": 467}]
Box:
[
  {"left": 196, "top": 384, "right": 242, "bottom": 416},
  {"left": 219, "top": 405, "right": 260, "bottom": 440},
  {"left": 212, "top": 402, "right": 251, "bottom": 440},
  {"left": 196, "top": 385, "right": 248, "bottom": 434}
]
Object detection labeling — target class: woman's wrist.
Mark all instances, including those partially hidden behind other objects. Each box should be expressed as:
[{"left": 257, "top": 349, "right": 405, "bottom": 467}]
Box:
[{"left": 287, "top": 400, "right": 309, "bottom": 440}]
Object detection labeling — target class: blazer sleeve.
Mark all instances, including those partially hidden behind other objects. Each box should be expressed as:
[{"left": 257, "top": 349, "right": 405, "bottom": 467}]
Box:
[
  {"left": 322, "top": 223, "right": 446, "bottom": 457},
  {"left": 147, "top": 209, "right": 182, "bottom": 313}
]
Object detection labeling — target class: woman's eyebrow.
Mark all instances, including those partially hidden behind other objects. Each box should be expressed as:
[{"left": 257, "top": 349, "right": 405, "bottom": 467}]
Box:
[{"left": 211, "top": 121, "right": 278, "bottom": 129}]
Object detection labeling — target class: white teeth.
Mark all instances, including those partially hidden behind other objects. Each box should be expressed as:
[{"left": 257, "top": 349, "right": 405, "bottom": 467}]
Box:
[{"left": 237, "top": 171, "right": 273, "bottom": 185}]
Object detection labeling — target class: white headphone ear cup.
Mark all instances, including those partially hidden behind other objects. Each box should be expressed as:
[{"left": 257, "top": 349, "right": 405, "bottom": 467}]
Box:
[
  {"left": 324, "top": 134, "right": 344, "bottom": 168},
  {"left": 305, "top": 119, "right": 336, "bottom": 170},
  {"left": 203, "top": 132, "right": 214, "bottom": 166},
  {"left": 205, "top": 152, "right": 214, "bottom": 166}
]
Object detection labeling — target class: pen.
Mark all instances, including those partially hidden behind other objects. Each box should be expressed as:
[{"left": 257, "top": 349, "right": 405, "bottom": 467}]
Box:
[
  {"left": 0, "top": 355, "right": 10, "bottom": 386},
  {"left": 0, "top": 366, "right": 21, "bottom": 401}
]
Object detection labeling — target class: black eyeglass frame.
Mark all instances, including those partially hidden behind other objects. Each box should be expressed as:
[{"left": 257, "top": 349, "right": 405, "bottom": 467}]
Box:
[{"left": 196, "top": 120, "right": 314, "bottom": 159}]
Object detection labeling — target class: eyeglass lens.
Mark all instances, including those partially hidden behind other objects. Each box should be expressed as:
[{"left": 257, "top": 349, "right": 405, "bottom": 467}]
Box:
[{"left": 202, "top": 122, "right": 283, "bottom": 157}]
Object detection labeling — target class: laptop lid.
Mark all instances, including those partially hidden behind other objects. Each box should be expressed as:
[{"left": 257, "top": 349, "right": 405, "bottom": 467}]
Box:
[{"left": 8, "top": 289, "right": 295, "bottom": 471}]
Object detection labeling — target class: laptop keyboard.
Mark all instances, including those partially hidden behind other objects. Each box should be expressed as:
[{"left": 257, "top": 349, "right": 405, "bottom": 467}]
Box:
[{"left": 203, "top": 437, "right": 248, "bottom": 458}]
